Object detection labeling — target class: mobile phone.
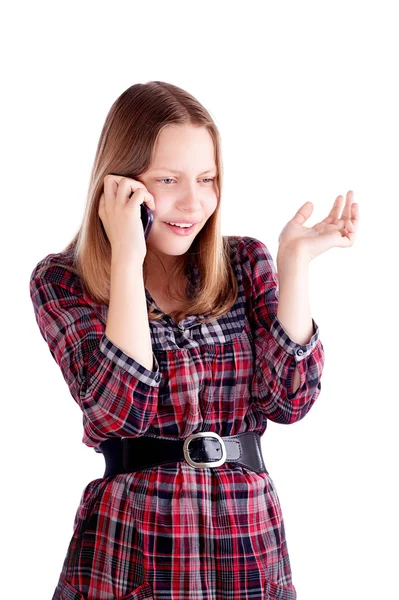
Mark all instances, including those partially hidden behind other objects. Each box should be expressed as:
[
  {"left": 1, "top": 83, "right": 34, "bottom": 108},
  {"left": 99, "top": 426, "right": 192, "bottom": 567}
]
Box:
[{"left": 140, "top": 202, "right": 154, "bottom": 239}]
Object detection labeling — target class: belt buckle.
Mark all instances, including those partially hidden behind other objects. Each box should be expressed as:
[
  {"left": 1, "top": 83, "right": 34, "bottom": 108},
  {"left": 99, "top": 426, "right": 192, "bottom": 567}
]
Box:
[{"left": 183, "top": 431, "right": 227, "bottom": 468}]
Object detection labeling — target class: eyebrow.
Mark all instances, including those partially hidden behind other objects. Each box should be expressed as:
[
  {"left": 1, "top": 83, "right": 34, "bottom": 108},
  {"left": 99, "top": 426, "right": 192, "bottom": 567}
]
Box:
[{"left": 150, "top": 167, "right": 217, "bottom": 175}]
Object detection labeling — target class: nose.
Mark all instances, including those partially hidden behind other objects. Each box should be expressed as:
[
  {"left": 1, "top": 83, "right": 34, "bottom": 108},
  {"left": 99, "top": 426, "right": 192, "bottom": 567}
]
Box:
[{"left": 176, "top": 183, "right": 203, "bottom": 214}]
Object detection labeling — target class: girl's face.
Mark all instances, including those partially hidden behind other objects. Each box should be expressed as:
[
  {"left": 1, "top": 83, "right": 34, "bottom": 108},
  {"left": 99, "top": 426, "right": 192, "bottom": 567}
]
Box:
[{"left": 138, "top": 124, "right": 219, "bottom": 262}]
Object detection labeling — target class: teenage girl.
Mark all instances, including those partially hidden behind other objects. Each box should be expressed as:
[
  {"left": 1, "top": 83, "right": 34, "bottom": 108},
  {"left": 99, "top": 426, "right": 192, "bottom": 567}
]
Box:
[{"left": 30, "top": 80, "right": 359, "bottom": 600}]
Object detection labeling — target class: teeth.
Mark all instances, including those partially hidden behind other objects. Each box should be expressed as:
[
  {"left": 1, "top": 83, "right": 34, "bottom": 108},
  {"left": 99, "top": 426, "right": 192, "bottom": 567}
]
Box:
[{"left": 167, "top": 222, "right": 193, "bottom": 228}]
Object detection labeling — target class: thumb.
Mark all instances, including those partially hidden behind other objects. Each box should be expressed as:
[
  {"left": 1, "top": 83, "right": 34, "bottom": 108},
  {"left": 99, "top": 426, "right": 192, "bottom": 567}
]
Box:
[{"left": 292, "top": 201, "right": 313, "bottom": 225}]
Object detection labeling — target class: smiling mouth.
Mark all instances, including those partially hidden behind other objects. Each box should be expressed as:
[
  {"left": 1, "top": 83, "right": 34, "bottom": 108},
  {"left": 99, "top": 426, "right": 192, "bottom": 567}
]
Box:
[{"left": 163, "top": 222, "right": 197, "bottom": 234}]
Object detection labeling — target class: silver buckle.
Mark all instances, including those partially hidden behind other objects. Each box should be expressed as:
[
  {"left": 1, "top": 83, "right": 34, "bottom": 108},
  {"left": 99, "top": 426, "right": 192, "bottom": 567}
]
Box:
[{"left": 183, "top": 431, "right": 227, "bottom": 468}]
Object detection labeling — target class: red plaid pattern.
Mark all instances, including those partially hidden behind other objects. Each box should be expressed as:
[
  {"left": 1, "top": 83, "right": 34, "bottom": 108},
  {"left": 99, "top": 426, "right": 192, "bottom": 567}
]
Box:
[{"left": 30, "top": 236, "right": 325, "bottom": 599}]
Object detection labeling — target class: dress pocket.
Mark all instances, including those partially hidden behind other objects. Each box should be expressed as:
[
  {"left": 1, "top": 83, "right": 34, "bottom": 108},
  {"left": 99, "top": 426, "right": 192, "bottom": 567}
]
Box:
[
  {"left": 59, "top": 574, "right": 154, "bottom": 600},
  {"left": 264, "top": 577, "right": 297, "bottom": 599}
]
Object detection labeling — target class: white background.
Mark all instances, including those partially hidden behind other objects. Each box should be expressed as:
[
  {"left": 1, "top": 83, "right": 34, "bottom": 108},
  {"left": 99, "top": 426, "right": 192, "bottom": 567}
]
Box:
[{"left": 2, "top": 1, "right": 398, "bottom": 598}]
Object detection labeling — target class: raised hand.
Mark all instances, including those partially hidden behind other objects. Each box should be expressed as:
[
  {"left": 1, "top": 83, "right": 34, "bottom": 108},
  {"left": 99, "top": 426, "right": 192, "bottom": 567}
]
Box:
[{"left": 277, "top": 190, "right": 360, "bottom": 263}]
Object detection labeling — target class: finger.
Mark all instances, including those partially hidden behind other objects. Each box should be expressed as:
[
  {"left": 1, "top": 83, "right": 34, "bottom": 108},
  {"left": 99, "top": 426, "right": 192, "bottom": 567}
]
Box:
[
  {"left": 103, "top": 175, "right": 121, "bottom": 204},
  {"left": 114, "top": 177, "right": 148, "bottom": 204},
  {"left": 292, "top": 201, "right": 313, "bottom": 225},
  {"left": 123, "top": 182, "right": 156, "bottom": 211},
  {"left": 341, "top": 190, "right": 355, "bottom": 221},
  {"left": 350, "top": 202, "right": 360, "bottom": 230},
  {"left": 341, "top": 227, "right": 356, "bottom": 245},
  {"left": 341, "top": 203, "right": 359, "bottom": 235},
  {"left": 103, "top": 175, "right": 148, "bottom": 206},
  {"left": 323, "top": 194, "right": 346, "bottom": 224}
]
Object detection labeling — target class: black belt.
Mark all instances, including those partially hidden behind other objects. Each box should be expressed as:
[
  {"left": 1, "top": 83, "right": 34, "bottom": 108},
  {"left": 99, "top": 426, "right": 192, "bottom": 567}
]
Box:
[{"left": 99, "top": 431, "right": 268, "bottom": 477}]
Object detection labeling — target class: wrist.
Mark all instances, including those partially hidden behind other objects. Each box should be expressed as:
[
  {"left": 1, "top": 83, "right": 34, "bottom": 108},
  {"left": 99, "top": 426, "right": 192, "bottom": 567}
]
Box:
[
  {"left": 111, "top": 250, "right": 143, "bottom": 270},
  {"left": 277, "top": 241, "right": 309, "bottom": 261},
  {"left": 277, "top": 244, "right": 310, "bottom": 272}
]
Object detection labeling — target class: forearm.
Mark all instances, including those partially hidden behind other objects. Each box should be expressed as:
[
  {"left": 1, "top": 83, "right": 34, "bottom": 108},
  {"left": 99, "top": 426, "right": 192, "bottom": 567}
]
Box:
[
  {"left": 276, "top": 250, "right": 313, "bottom": 393},
  {"left": 105, "top": 253, "right": 154, "bottom": 372}
]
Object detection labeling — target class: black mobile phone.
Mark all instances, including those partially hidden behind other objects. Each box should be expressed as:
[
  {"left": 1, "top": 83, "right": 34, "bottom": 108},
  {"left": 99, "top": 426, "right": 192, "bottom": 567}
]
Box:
[{"left": 140, "top": 202, "right": 154, "bottom": 239}]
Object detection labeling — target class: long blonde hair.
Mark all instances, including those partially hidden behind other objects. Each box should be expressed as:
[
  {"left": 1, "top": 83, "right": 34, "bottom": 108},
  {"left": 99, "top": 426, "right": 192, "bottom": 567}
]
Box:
[{"left": 35, "top": 81, "right": 238, "bottom": 325}]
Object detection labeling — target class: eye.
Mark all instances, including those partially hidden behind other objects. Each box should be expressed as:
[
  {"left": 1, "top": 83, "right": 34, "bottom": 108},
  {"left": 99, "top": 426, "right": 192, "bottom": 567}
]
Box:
[{"left": 157, "top": 178, "right": 215, "bottom": 185}]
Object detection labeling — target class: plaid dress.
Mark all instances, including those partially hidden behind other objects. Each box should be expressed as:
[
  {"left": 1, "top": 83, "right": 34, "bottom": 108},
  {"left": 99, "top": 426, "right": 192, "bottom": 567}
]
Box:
[{"left": 29, "top": 235, "right": 325, "bottom": 600}]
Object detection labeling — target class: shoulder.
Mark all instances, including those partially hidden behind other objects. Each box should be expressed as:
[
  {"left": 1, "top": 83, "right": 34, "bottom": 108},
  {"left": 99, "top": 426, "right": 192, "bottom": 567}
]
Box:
[
  {"left": 224, "top": 235, "right": 276, "bottom": 284},
  {"left": 225, "top": 234, "right": 272, "bottom": 257},
  {"left": 29, "top": 251, "right": 84, "bottom": 297},
  {"left": 224, "top": 235, "right": 278, "bottom": 298}
]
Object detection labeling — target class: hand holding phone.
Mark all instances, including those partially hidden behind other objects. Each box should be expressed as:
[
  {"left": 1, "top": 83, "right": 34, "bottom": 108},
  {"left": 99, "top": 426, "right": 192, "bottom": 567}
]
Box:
[{"left": 98, "top": 174, "right": 155, "bottom": 263}]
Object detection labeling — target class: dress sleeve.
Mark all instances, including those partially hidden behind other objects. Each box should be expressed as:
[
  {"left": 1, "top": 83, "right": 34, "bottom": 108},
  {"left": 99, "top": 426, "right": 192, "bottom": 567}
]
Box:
[
  {"left": 241, "top": 236, "right": 325, "bottom": 424},
  {"left": 29, "top": 259, "right": 162, "bottom": 448}
]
